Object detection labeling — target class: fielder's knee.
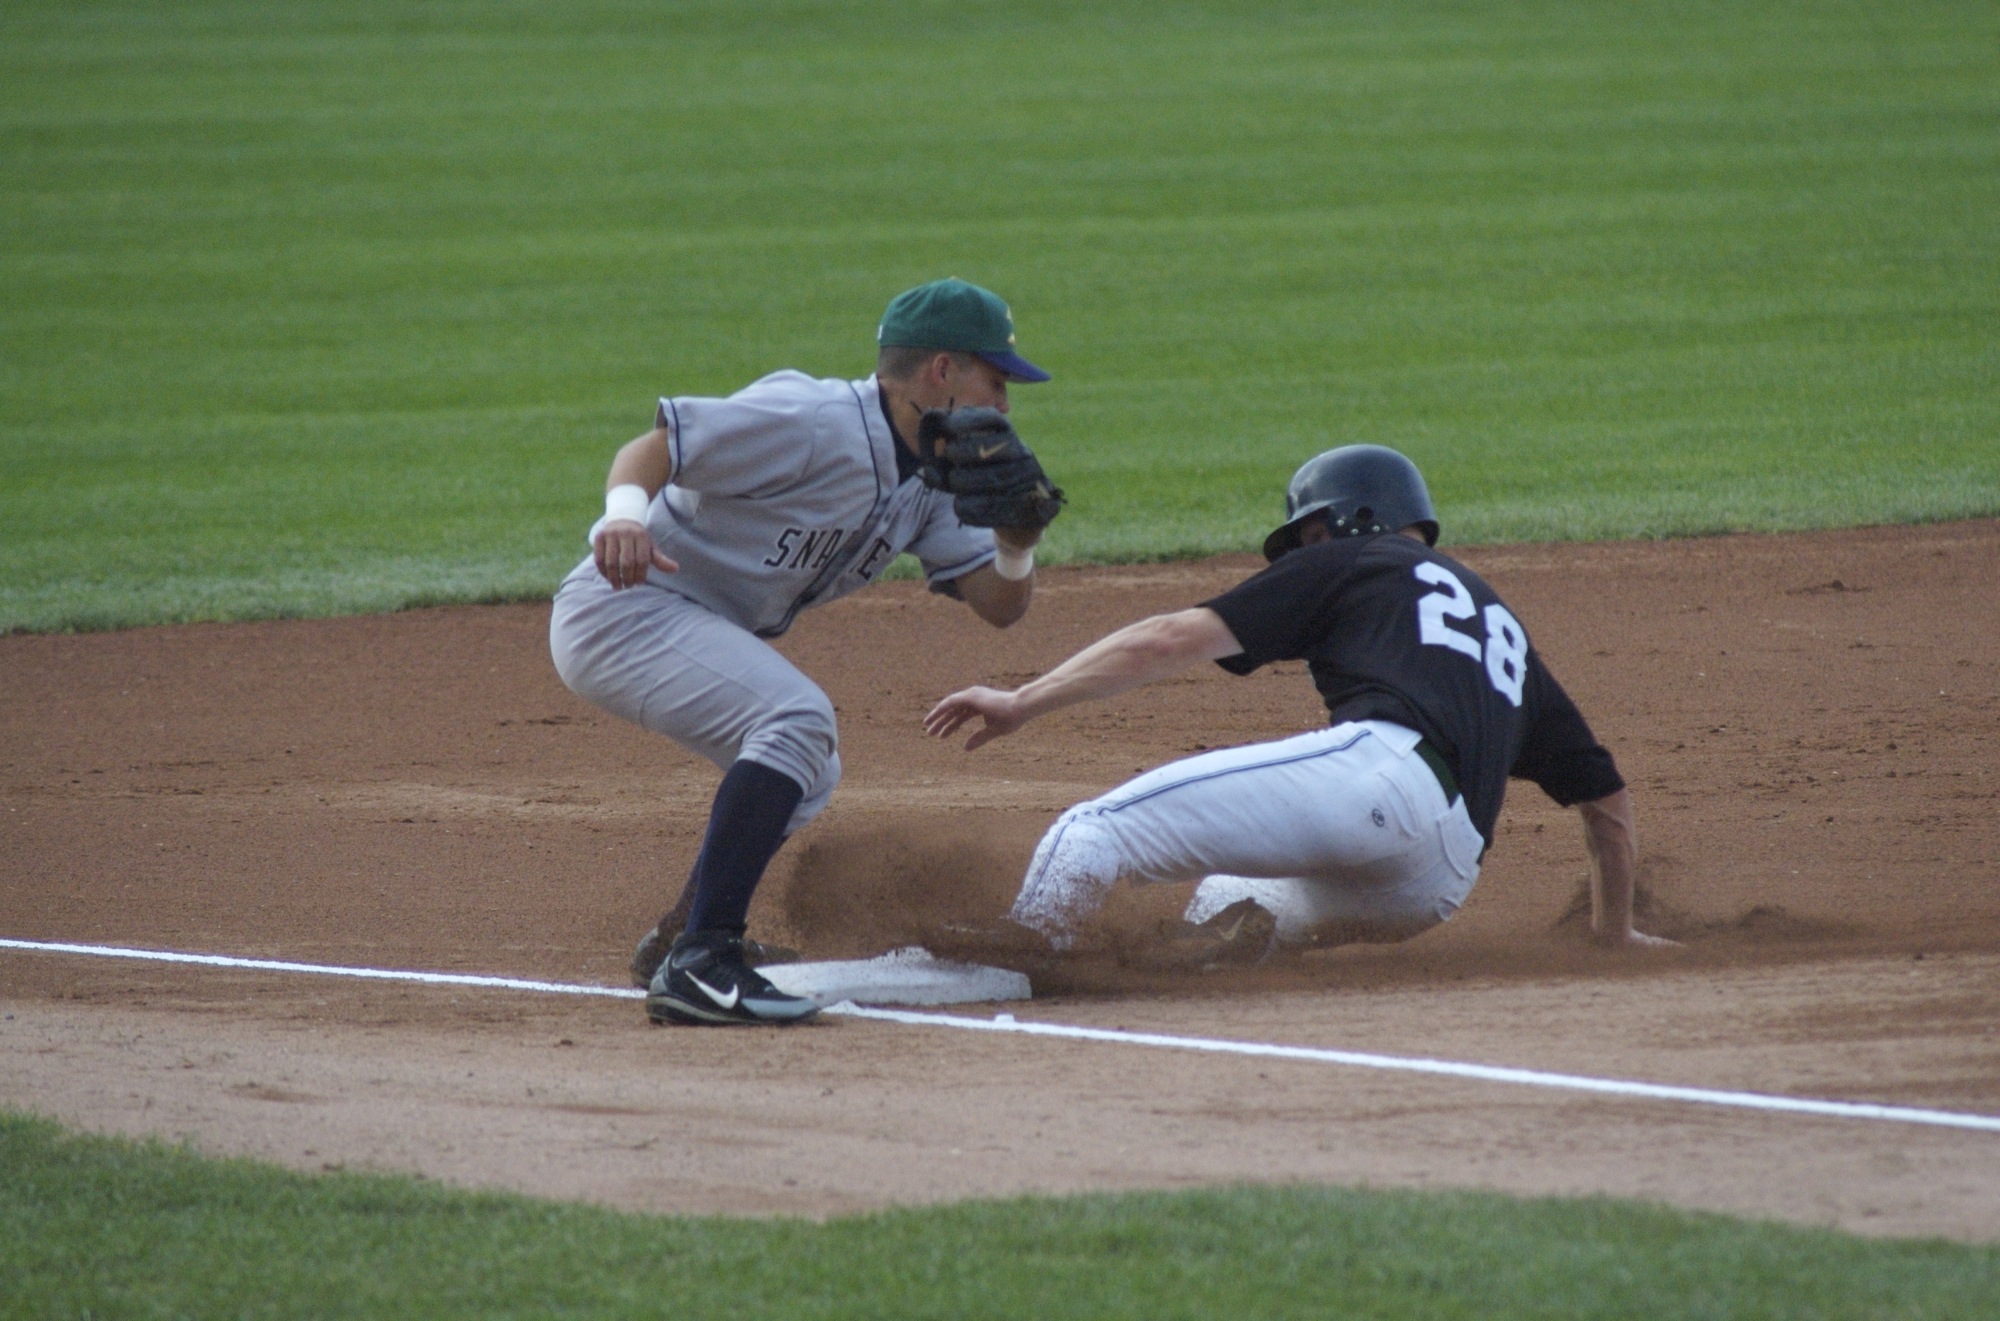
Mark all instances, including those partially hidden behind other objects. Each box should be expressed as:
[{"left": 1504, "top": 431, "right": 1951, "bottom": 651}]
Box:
[{"left": 738, "top": 695, "right": 840, "bottom": 821}]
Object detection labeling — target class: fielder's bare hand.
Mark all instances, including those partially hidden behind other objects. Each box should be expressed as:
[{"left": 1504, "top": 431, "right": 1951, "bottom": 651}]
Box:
[
  {"left": 594, "top": 520, "right": 678, "bottom": 589},
  {"left": 925, "top": 686, "right": 1025, "bottom": 750}
]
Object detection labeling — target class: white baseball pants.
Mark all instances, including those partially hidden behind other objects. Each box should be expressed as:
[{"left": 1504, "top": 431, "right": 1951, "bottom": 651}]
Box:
[{"left": 1010, "top": 720, "right": 1484, "bottom": 948}]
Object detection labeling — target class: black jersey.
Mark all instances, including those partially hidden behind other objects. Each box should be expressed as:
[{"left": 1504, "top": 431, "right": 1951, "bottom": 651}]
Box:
[{"left": 1202, "top": 533, "right": 1622, "bottom": 846}]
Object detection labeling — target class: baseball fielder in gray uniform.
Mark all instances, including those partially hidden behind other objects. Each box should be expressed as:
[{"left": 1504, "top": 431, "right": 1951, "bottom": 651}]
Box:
[{"left": 550, "top": 278, "right": 1062, "bottom": 1026}]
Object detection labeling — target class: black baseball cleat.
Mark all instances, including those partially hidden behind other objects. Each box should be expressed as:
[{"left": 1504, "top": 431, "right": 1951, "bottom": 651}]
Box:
[
  {"left": 630, "top": 924, "right": 801, "bottom": 988},
  {"left": 646, "top": 929, "right": 820, "bottom": 1026}
]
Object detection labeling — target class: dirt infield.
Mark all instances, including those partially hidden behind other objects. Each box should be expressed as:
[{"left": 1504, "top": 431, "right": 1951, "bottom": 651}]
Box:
[{"left": 4, "top": 522, "right": 1999, "bottom": 1238}]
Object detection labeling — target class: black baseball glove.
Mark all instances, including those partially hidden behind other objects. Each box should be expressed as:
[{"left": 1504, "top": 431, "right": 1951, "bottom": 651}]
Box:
[{"left": 915, "top": 406, "right": 1066, "bottom": 531}]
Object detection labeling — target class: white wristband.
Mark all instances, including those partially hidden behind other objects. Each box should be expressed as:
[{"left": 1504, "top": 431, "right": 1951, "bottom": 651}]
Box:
[
  {"left": 603, "top": 483, "right": 651, "bottom": 526},
  {"left": 992, "top": 543, "right": 1035, "bottom": 581}
]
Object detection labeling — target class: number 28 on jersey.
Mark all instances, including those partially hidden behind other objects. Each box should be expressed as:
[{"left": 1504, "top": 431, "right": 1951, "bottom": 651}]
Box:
[{"left": 1413, "top": 563, "right": 1529, "bottom": 707}]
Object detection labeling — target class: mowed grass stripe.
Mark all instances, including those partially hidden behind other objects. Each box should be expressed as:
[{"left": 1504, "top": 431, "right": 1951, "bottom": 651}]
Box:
[
  {"left": 0, "top": 0, "right": 1993, "bottom": 619},
  {"left": 6, "top": 1111, "right": 1999, "bottom": 1320}
]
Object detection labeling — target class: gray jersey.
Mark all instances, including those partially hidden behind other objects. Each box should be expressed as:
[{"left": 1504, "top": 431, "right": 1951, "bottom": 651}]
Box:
[{"left": 580, "top": 370, "right": 996, "bottom": 638}]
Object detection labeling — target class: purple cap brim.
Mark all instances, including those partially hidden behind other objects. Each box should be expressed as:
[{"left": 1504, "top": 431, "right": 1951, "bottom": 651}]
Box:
[{"left": 975, "top": 349, "right": 1052, "bottom": 383}]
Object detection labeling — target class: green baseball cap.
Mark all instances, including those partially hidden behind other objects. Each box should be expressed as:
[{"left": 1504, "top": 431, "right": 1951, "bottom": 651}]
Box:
[{"left": 877, "top": 278, "right": 1051, "bottom": 382}]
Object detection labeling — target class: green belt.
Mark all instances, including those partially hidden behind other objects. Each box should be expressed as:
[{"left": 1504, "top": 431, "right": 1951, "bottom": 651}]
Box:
[{"left": 1413, "top": 738, "right": 1461, "bottom": 805}]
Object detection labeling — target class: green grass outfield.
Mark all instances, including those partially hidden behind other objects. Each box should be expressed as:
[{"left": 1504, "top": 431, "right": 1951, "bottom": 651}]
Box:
[
  {"left": 6, "top": 1110, "right": 1998, "bottom": 1320},
  {"left": 6, "top": 1, "right": 1999, "bottom": 1309},
  {"left": 3, "top": 0, "right": 1995, "bottom": 631}
]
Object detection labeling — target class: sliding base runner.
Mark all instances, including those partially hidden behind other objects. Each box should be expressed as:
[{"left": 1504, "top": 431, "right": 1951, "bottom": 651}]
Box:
[{"left": 927, "top": 445, "right": 1677, "bottom": 962}]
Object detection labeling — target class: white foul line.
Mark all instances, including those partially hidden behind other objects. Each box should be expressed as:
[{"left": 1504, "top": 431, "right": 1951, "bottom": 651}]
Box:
[
  {"left": 7, "top": 937, "right": 1999, "bottom": 1136},
  {"left": 0, "top": 938, "right": 645, "bottom": 1000},
  {"left": 836, "top": 1005, "right": 2000, "bottom": 1134}
]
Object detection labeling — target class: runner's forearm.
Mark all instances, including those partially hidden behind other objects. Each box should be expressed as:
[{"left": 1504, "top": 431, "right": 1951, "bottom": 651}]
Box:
[
  {"left": 1012, "top": 609, "right": 1239, "bottom": 723},
  {"left": 1578, "top": 789, "right": 1638, "bottom": 939}
]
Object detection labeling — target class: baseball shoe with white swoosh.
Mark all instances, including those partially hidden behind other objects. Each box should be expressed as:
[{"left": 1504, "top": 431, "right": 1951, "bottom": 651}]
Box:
[
  {"left": 646, "top": 929, "right": 820, "bottom": 1027},
  {"left": 630, "top": 922, "right": 802, "bottom": 989}
]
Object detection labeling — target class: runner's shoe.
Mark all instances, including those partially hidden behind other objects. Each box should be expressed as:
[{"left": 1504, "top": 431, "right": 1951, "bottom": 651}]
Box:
[
  {"left": 646, "top": 929, "right": 820, "bottom": 1026},
  {"left": 630, "top": 924, "right": 801, "bottom": 988},
  {"left": 1141, "top": 898, "right": 1279, "bottom": 970}
]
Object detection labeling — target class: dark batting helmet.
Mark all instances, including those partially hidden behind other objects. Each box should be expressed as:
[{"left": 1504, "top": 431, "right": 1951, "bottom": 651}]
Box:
[{"left": 1261, "top": 445, "right": 1439, "bottom": 561}]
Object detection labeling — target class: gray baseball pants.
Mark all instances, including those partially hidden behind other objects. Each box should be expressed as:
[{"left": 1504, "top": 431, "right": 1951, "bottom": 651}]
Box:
[{"left": 549, "top": 568, "right": 840, "bottom": 834}]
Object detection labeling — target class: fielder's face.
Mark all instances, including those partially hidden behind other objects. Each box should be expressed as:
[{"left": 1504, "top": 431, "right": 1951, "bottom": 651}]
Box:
[{"left": 918, "top": 353, "right": 1011, "bottom": 416}]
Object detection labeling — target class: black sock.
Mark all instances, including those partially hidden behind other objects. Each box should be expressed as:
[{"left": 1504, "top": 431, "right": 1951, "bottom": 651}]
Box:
[
  {"left": 657, "top": 877, "right": 695, "bottom": 935},
  {"left": 682, "top": 759, "right": 806, "bottom": 937}
]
